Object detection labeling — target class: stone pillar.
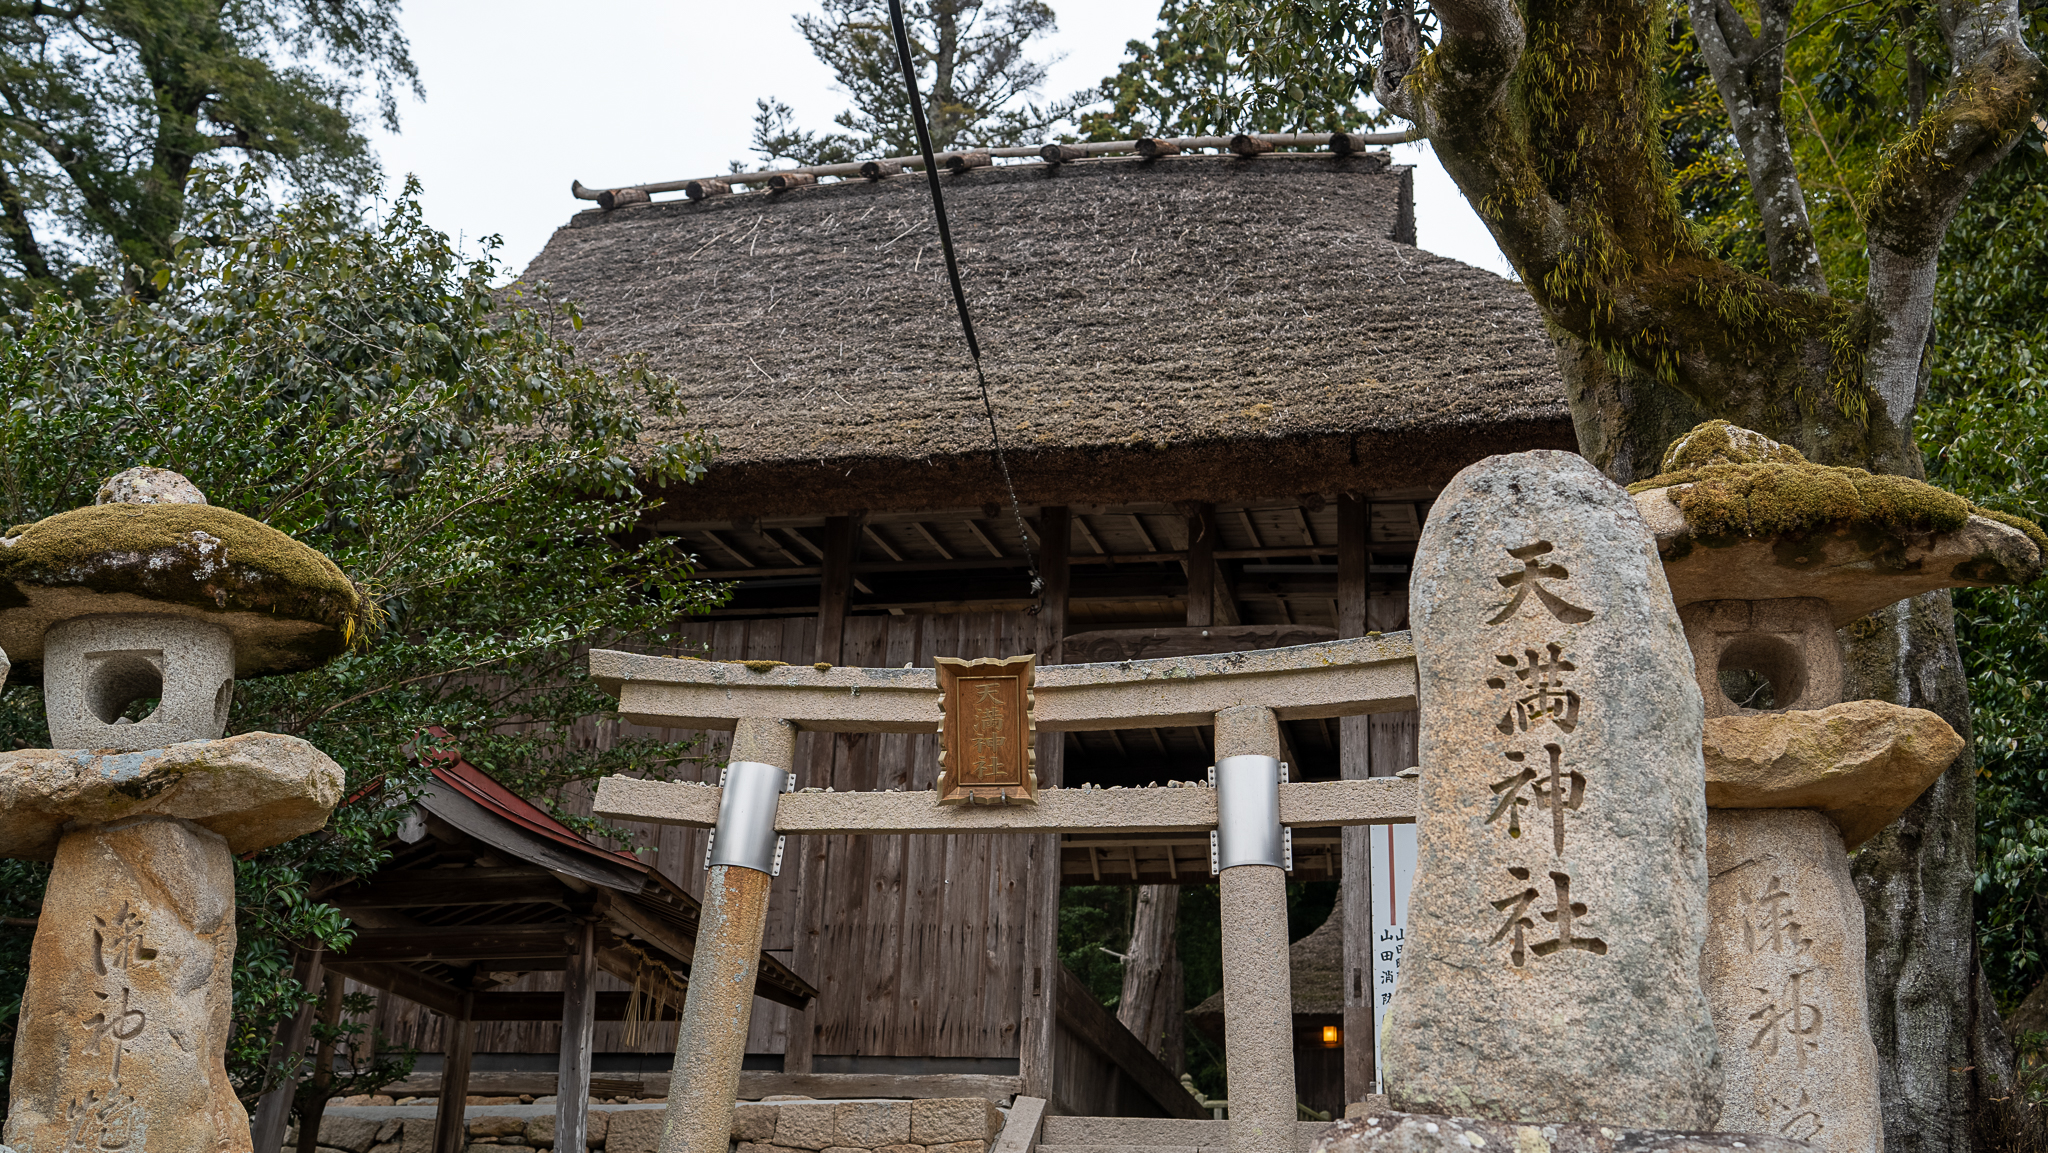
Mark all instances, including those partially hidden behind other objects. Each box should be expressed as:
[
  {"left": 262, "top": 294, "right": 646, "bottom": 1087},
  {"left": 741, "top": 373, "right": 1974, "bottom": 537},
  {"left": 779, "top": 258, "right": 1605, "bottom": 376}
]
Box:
[
  {"left": 1704, "top": 809, "right": 1881, "bottom": 1153},
  {"left": 1382, "top": 450, "right": 1721, "bottom": 1128},
  {"left": 660, "top": 717, "right": 792, "bottom": 1153},
  {"left": 1213, "top": 705, "right": 1296, "bottom": 1153},
  {"left": 4, "top": 816, "right": 249, "bottom": 1152}
]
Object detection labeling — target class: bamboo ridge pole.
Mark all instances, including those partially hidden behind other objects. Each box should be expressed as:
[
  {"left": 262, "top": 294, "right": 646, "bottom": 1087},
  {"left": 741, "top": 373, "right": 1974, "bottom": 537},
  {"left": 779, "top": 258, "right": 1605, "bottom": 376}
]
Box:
[{"left": 569, "top": 130, "right": 1418, "bottom": 204}]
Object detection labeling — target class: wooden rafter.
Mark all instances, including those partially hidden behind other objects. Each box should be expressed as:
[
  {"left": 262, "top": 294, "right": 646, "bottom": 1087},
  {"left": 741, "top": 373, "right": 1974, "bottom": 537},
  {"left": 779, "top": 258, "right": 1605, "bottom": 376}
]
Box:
[
  {"left": 1127, "top": 514, "right": 1159, "bottom": 553},
  {"left": 963, "top": 519, "right": 1005, "bottom": 558},
  {"left": 700, "top": 530, "right": 757, "bottom": 569},
  {"left": 1074, "top": 515, "right": 1108, "bottom": 556},
  {"left": 863, "top": 525, "right": 906, "bottom": 562},
  {"left": 1238, "top": 508, "right": 1264, "bottom": 549},
  {"left": 910, "top": 521, "right": 955, "bottom": 560}
]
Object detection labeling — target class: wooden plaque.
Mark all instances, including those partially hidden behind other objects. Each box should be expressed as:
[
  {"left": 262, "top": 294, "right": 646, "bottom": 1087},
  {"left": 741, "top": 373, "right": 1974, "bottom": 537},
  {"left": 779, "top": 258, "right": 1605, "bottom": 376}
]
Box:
[{"left": 935, "top": 654, "right": 1038, "bottom": 804}]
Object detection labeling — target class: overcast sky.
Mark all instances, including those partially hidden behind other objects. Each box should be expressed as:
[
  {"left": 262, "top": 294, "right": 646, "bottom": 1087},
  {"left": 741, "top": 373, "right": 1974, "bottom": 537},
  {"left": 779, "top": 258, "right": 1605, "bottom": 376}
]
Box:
[{"left": 365, "top": 0, "right": 1512, "bottom": 279}]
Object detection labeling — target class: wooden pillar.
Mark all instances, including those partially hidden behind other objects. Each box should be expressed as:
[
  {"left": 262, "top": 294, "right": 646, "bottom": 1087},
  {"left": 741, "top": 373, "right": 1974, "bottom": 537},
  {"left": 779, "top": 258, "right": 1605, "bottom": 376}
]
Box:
[
  {"left": 1336, "top": 493, "right": 1378, "bottom": 1104},
  {"left": 1021, "top": 506, "right": 1069, "bottom": 1103},
  {"left": 555, "top": 920, "right": 598, "bottom": 1151},
  {"left": 1036, "top": 507, "right": 1070, "bottom": 666},
  {"left": 294, "top": 977, "right": 347, "bottom": 1153},
  {"left": 249, "top": 944, "right": 324, "bottom": 1153},
  {"left": 816, "top": 512, "right": 865, "bottom": 665},
  {"left": 433, "top": 991, "right": 477, "bottom": 1153},
  {"left": 1185, "top": 504, "right": 1215, "bottom": 628}
]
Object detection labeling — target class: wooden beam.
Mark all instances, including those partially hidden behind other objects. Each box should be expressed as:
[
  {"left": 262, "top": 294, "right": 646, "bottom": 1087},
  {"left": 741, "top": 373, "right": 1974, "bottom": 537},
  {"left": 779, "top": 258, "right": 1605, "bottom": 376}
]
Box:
[
  {"left": 335, "top": 924, "right": 574, "bottom": 965},
  {"left": 700, "top": 529, "right": 758, "bottom": 569},
  {"left": 556, "top": 921, "right": 598, "bottom": 1153},
  {"left": 1024, "top": 506, "right": 1070, "bottom": 1106},
  {"left": 433, "top": 992, "right": 476, "bottom": 1153},
  {"left": 250, "top": 945, "right": 324, "bottom": 1153},
  {"left": 379, "top": 1069, "right": 1028, "bottom": 1102},
  {"left": 324, "top": 960, "right": 466, "bottom": 1019},
  {"left": 1337, "top": 493, "right": 1376, "bottom": 1105},
  {"left": 864, "top": 524, "right": 906, "bottom": 562},
  {"left": 1337, "top": 495, "right": 1369, "bottom": 641},
  {"left": 1074, "top": 514, "right": 1107, "bottom": 556},
  {"left": 325, "top": 868, "right": 565, "bottom": 909},
  {"left": 1054, "top": 965, "right": 1207, "bottom": 1119},
  {"left": 816, "top": 513, "right": 864, "bottom": 665},
  {"left": 466, "top": 990, "right": 681, "bottom": 1022},
  {"left": 1037, "top": 507, "right": 1071, "bottom": 668},
  {"left": 964, "top": 518, "right": 1006, "bottom": 557},
  {"left": 691, "top": 544, "right": 1349, "bottom": 582},
  {"left": 1185, "top": 504, "right": 1215, "bottom": 629},
  {"left": 1126, "top": 514, "right": 1159, "bottom": 553},
  {"left": 910, "top": 521, "right": 955, "bottom": 559}
]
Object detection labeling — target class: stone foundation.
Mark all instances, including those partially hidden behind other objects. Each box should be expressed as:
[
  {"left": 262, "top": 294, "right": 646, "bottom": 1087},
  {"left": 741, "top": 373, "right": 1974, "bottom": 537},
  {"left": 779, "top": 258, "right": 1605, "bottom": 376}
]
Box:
[{"left": 291, "top": 1096, "right": 1006, "bottom": 1153}]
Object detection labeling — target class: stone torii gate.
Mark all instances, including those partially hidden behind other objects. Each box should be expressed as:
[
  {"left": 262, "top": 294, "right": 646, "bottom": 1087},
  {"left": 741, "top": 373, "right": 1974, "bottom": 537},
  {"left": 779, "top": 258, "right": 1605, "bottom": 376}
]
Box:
[{"left": 586, "top": 637, "right": 1422, "bottom": 1153}]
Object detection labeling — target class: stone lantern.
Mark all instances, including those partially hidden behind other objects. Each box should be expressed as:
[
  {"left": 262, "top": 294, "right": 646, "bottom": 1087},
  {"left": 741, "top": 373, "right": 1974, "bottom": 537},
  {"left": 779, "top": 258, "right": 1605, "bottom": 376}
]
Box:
[
  {"left": 0, "top": 468, "right": 359, "bottom": 1153},
  {"left": 1631, "top": 423, "right": 2045, "bottom": 1153}
]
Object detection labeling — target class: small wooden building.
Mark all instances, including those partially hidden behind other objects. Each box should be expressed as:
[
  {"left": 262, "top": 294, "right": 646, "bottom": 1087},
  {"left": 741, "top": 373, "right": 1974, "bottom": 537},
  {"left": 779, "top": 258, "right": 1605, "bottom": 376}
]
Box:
[{"left": 390, "top": 146, "right": 1568, "bottom": 1114}]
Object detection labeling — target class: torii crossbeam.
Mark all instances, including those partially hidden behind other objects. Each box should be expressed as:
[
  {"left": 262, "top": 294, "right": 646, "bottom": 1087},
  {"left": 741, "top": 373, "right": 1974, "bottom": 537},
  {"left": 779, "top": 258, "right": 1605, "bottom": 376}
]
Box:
[{"left": 588, "top": 636, "right": 1422, "bottom": 1153}]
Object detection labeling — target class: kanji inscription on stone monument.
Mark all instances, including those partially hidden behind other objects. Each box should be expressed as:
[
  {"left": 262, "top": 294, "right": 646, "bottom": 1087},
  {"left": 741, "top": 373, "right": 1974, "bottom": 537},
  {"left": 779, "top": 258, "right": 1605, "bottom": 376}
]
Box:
[
  {"left": 1704, "top": 809, "right": 1883, "bottom": 1153},
  {"left": 936, "top": 654, "right": 1038, "bottom": 804},
  {"left": 1380, "top": 450, "right": 1721, "bottom": 1129}
]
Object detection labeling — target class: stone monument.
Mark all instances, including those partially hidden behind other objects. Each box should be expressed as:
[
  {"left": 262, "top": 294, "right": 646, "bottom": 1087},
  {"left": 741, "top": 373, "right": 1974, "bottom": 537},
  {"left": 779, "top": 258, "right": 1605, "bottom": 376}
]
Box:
[
  {"left": 1630, "top": 421, "right": 2045, "bottom": 1153},
  {"left": 0, "top": 468, "right": 360, "bottom": 1153},
  {"left": 1380, "top": 450, "right": 1722, "bottom": 1128}
]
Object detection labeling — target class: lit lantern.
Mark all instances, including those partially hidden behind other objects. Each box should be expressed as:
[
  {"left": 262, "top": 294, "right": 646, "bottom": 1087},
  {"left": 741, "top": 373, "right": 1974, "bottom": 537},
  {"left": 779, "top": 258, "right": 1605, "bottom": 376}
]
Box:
[{"left": 1322, "top": 1025, "right": 1342, "bottom": 1047}]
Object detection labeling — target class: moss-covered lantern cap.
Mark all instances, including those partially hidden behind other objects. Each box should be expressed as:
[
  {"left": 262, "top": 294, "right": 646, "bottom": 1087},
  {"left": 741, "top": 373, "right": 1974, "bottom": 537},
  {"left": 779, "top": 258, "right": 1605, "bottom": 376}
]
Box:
[
  {"left": 1629, "top": 421, "right": 2045, "bottom": 626},
  {"left": 0, "top": 468, "right": 368, "bottom": 685}
]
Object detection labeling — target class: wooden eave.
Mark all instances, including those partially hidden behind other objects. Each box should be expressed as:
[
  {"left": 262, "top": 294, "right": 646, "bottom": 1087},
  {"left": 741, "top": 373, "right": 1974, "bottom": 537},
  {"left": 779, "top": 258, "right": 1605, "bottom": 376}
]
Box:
[{"left": 315, "top": 752, "right": 816, "bottom": 1021}]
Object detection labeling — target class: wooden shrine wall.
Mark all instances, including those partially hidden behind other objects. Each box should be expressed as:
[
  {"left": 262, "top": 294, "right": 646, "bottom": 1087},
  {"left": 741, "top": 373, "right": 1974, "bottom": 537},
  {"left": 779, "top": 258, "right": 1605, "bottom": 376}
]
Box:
[
  {"left": 365, "top": 610, "right": 1422, "bottom": 1070},
  {"left": 369, "top": 612, "right": 1040, "bottom": 1064}
]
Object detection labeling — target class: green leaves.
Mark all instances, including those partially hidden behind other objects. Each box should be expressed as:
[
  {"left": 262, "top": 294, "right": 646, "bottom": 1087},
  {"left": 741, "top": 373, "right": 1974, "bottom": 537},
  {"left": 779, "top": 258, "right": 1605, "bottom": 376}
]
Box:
[
  {"left": 0, "top": 0, "right": 419, "bottom": 298},
  {"left": 749, "top": 0, "right": 1080, "bottom": 167},
  {"left": 0, "top": 174, "right": 724, "bottom": 1108}
]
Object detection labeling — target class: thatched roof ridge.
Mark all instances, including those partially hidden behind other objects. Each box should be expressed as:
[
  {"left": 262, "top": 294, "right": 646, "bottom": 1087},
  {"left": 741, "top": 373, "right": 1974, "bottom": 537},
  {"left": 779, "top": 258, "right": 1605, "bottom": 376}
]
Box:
[{"left": 521, "top": 153, "right": 1571, "bottom": 519}]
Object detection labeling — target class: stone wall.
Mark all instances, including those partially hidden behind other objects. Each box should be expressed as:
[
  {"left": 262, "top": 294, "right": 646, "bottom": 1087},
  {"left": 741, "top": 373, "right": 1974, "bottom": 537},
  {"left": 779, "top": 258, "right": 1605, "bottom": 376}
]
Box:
[{"left": 291, "top": 1096, "right": 1007, "bottom": 1153}]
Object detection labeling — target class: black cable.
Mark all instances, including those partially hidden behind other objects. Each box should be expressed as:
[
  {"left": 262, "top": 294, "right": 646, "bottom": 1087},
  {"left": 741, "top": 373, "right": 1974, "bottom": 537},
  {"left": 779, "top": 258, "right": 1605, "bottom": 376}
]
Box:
[{"left": 886, "top": 0, "right": 1044, "bottom": 599}]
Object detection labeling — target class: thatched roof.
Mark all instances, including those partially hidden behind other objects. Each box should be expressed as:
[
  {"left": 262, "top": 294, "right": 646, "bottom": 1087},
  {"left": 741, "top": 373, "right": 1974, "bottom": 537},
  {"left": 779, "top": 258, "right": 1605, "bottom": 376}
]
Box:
[
  {"left": 1187, "top": 902, "right": 1344, "bottom": 1037},
  {"left": 521, "top": 152, "right": 1571, "bottom": 519}
]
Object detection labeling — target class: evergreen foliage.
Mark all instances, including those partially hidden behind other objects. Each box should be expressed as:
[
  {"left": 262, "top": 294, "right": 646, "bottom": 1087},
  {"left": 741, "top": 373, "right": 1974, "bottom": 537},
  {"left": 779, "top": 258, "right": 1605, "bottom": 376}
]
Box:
[
  {"left": 748, "top": 0, "right": 1078, "bottom": 166},
  {"left": 0, "top": 0, "right": 419, "bottom": 301},
  {"left": 0, "top": 175, "right": 722, "bottom": 1114}
]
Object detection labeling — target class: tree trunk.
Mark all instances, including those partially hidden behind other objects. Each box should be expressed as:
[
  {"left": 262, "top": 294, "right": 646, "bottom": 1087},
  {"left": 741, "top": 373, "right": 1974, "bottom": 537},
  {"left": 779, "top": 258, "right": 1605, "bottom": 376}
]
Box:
[{"left": 1119, "top": 884, "right": 1185, "bottom": 1075}]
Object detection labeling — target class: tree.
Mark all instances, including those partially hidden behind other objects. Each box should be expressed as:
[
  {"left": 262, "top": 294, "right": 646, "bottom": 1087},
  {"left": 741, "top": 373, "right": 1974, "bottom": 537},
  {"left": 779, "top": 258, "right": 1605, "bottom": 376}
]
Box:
[
  {"left": 0, "top": 0, "right": 419, "bottom": 299},
  {"left": 1128, "top": 0, "right": 2045, "bottom": 1145},
  {"left": 1078, "top": 0, "right": 1375, "bottom": 138},
  {"left": 749, "top": 0, "right": 1077, "bottom": 166},
  {"left": 0, "top": 174, "right": 723, "bottom": 1114}
]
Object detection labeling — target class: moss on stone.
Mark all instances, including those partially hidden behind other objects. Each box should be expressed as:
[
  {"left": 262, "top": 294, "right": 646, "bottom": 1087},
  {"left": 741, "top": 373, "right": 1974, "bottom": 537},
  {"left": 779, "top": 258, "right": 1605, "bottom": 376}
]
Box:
[
  {"left": 739, "top": 660, "right": 788, "bottom": 673},
  {"left": 1978, "top": 508, "right": 2048, "bottom": 556},
  {"left": 0, "top": 504, "right": 368, "bottom": 641},
  {"left": 1658, "top": 419, "right": 1811, "bottom": 472},
  {"left": 1629, "top": 422, "right": 2046, "bottom": 555}
]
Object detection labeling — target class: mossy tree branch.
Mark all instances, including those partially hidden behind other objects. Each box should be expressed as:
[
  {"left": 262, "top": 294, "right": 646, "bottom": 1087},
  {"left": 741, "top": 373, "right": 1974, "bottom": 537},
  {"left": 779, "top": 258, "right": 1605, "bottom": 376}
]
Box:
[
  {"left": 1862, "top": 0, "right": 2045, "bottom": 428},
  {"left": 1687, "top": 0, "right": 1828, "bottom": 293}
]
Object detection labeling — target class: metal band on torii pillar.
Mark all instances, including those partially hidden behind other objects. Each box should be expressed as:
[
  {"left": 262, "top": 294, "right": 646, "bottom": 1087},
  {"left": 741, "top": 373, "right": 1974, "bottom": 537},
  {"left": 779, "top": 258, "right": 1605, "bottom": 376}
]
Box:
[
  {"left": 1212, "top": 705, "right": 1298, "bottom": 1153},
  {"left": 659, "top": 718, "right": 795, "bottom": 1153}
]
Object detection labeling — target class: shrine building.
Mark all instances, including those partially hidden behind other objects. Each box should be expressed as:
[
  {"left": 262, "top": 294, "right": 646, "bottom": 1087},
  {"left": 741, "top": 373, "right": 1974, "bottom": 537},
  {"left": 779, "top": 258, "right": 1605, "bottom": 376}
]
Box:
[{"left": 372, "top": 146, "right": 1569, "bottom": 1118}]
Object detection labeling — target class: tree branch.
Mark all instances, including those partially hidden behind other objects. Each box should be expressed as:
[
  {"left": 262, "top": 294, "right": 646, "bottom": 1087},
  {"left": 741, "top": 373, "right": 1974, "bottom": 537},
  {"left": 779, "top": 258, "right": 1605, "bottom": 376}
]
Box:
[
  {"left": 0, "top": 160, "right": 53, "bottom": 285},
  {"left": 1688, "top": 0, "right": 1828, "bottom": 292},
  {"left": 1373, "top": 0, "right": 1423, "bottom": 121},
  {"left": 1862, "top": 0, "right": 2045, "bottom": 425}
]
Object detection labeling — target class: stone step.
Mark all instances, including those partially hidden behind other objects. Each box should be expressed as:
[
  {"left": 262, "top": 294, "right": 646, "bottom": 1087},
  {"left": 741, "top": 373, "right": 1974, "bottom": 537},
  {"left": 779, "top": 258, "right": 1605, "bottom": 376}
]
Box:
[{"left": 1037, "top": 1119, "right": 1333, "bottom": 1152}]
